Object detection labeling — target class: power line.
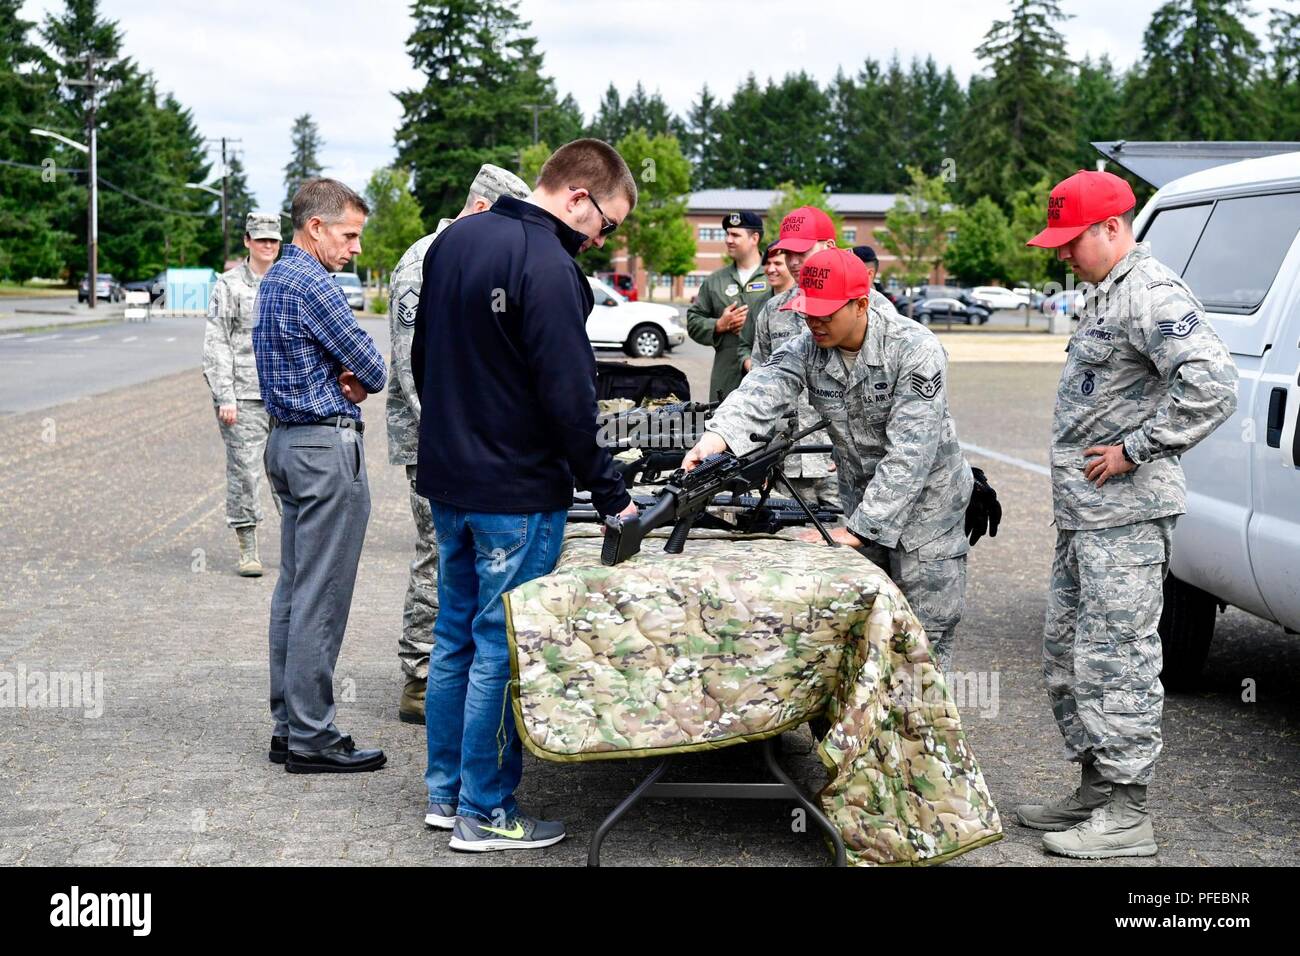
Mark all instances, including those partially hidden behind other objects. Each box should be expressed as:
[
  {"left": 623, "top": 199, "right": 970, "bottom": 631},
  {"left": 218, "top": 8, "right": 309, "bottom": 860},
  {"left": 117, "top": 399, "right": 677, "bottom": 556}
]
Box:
[{"left": 0, "top": 157, "right": 212, "bottom": 217}]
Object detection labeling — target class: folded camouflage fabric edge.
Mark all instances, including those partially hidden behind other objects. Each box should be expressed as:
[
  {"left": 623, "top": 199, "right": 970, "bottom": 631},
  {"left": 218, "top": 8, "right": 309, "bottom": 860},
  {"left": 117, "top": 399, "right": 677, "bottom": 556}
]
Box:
[{"left": 503, "top": 531, "right": 1004, "bottom": 865}]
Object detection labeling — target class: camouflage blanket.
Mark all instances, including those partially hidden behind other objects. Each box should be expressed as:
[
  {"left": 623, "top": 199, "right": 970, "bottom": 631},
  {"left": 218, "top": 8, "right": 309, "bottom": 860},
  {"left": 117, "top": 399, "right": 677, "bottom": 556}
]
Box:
[{"left": 503, "top": 526, "right": 1003, "bottom": 866}]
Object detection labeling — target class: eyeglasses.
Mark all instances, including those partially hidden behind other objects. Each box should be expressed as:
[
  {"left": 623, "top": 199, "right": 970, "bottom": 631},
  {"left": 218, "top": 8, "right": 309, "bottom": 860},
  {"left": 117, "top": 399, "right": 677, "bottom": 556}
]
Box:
[{"left": 569, "top": 186, "right": 620, "bottom": 237}]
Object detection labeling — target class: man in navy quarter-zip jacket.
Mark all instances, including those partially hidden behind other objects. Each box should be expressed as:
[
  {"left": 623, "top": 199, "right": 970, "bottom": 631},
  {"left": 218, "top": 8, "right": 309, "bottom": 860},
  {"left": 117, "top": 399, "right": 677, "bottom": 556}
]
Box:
[{"left": 410, "top": 139, "right": 638, "bottom": 853}]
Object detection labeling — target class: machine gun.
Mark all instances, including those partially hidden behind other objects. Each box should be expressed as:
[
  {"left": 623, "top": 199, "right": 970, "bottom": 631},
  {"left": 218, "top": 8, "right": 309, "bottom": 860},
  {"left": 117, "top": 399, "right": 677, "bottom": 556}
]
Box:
[
  {"left": 600, "top": 419, "right": 837, "bottom": 566},
  {"left": 570, "top": 492, "right": 842, "bottom": 535}
]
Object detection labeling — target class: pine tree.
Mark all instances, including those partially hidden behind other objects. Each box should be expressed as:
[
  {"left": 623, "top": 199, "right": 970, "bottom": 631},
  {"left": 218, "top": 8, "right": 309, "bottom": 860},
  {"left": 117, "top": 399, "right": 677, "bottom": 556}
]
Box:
[
  {"left": 1123, "top": 0, "right": 1264, "bottom": 140},
  {"left": 223, "top": 153, "right": 258, "bottom": 241},
  {"left": 395, "top": 0, "right": 558, "bottom": 222},
  {"left": 587, "top": 83, "right": 624, "bottom": 143},
  {"left": 713, "top": 74, "right": 771, "bottom": 188},
  {"left": 282, "top": 113, "right": 324, "bottom": 214},
  {"left": 1074, "top": 56, "right": 1124, "bottom": 169},
  {"left": 0, "top": 0, "right": 75, "bottom": 280},
  {"left": 682, "top": 84, "right": 724, "bottom": 187},
  {"left": 957, "top": 0, "right": 1076, "bottom": 204},
  {"left": 760, "top": 73, "right": 834, "bottom": 187},
  {"left": 1263, "top": 6, "right": 1300, "bottom": 137}
]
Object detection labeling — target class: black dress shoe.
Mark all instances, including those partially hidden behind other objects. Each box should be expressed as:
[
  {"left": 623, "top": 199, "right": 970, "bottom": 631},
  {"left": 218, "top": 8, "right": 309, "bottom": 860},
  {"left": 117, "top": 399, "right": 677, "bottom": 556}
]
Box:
[
  {"left": 268, "top": 735, "right": 289, "bottom": 764},
  {"left": 285, "top": 735, "right": 387, "bottom": 774}
]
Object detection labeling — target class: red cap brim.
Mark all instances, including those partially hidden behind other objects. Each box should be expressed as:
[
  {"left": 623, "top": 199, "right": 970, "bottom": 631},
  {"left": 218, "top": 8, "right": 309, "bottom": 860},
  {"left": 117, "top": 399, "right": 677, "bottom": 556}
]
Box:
[
  {"left": 1026, "top": 222, "right": 1090, "bottom": 248},
  {"left": 770, "top": 236, "right": 817, "bottom": 254},
  {"left": 782, "top": 291, "right": 847, "bottom": 318}
]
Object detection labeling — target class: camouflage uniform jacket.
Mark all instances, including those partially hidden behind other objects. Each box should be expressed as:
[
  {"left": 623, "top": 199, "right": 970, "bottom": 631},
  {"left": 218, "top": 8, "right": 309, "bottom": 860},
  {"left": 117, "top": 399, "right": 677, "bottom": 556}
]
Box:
[
  {"left": 386, "top": 217, "right": 454, "bottom": 466},
  {"left": 1051, "top": 242, "right": 1238, "bottom": 531},
  {"left": 708, "top": 292, "right": 973, "bottom": 551},
  {"left": 685, "top": 261, "right": 771, "bottom": 401},
  {"left": 740, "top": 284, "right": 831, "bottom": 479},
  {"left": 202, "top": 261, "right": 264, "bottom": 404}
]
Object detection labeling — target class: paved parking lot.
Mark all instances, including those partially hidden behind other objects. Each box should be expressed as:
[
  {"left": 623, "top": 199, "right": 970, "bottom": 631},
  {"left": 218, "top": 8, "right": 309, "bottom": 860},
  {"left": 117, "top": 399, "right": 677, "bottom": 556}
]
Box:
[{"left": 0, "top": 327, "right": 1296, "bottom": 867}]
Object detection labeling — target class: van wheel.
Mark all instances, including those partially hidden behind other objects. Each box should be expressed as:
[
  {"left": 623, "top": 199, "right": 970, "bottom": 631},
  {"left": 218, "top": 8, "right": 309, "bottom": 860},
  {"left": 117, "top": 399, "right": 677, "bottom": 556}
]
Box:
[
  {"left": 625, "top": 324, "right": 666, "bottom": 358},
  {"left": 1157, "top": 574, "right": 1217, "bottom": 691}
]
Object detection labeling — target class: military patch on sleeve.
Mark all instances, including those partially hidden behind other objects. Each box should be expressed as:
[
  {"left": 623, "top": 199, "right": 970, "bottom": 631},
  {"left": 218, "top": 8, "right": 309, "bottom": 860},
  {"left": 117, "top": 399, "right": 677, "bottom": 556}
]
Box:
[
  {"left": 1156, "top": 310, "right": 1200, "bottom": 339},
  {"left": 911, "top": 370, "right": 943, "bottom": 399},
  {"left": 396, "top": 288, "right": 420, "bottom": 328}
]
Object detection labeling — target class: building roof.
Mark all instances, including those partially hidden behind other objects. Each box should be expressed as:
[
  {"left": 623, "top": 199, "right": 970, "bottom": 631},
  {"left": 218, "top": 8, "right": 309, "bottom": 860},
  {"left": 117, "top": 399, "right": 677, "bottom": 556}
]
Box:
[{"left": 688, "top": 189, "right": 897, "bottom": 217}]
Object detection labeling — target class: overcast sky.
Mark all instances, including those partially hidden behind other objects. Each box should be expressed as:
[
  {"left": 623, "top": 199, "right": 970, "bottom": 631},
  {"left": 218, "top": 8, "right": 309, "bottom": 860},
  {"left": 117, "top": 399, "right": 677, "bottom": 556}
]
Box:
[{"left": 17, "top": 0, "right": 1281, "bottom": 210}]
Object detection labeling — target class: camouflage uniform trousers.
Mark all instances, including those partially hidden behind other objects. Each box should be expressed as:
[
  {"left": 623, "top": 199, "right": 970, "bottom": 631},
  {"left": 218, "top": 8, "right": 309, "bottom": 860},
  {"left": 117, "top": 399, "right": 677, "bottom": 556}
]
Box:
[
  {"left": 400, "top": 464, "right": 439, "bottom": 679},
  {"left": 1042, "top": 516, "right": 1174, "bottom": 786},
  {"left": 215, "top": 399, "right": 270, "bottom": 528},
  {"left": 787, "top": 472, "right": 841, "bottom": 510},
  {"left": 856, "top": 518, "right": 968, "bottom": 673}
]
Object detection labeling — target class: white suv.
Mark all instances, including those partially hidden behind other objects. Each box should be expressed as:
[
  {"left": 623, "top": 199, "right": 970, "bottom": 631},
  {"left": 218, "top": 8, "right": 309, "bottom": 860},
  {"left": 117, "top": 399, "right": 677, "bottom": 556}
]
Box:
[
  {"left": 1135, "top": 151, "right": 1300, "bottom": 687},
  {"left": 586, "top": 276, "right": 686, "bottom": 358}
]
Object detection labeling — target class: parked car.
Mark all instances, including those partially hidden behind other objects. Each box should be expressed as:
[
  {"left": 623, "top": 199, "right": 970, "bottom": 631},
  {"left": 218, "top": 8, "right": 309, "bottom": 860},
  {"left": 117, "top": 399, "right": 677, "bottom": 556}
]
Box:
[
  {"left": 1124, "top": 148, "right": 1300, "bottom": 688},
  {"left": 596, "top": 271, "right": 638, "bottom": 302},
  {"left": 970, "top": 285, "right": 1027, "bottom": 311},
  {"left": 123, "top": 272, "right": 166, "bottom": 301},
  {"left": 1012, "top": 286, "right": 1046, "bottom": 310},
  {"left": 78, "top": 273, "right": 123, "bottom": 303},
  {"left": 586, "top": 276, "right": 685, "bottom": 358},
  {"left": 332, "top": 272, "right": 365, "bottom": 310},
  {"left": 913, "top": 295, "right": 991, "bottom": 325},
  {"left": 1041, "top": 289, "right": 1085, "bottom": 316},
  {"left": 894, "top": 284, "right": 965, "bottom": 315}
]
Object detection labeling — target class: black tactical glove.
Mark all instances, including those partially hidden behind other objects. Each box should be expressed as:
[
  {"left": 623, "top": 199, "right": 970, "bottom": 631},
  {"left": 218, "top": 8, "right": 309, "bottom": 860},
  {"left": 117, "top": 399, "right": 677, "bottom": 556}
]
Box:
[{"left": 964, "top": 466, "right": 1002, "bottom": 546}]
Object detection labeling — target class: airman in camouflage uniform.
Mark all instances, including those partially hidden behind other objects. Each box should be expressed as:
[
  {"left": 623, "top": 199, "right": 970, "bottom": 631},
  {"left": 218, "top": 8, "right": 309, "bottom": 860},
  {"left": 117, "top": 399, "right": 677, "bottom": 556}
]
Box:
[
  {"left": 202, "top": 212, "right": 282, "bottom": 576},
  {"left": 689, "top": 248, "right": 974, "bottom": 674},
  {"left": 1014, "top": 171, "right": 1238, "bottom": 859},
  {"left": 740, "top": 278, "right": 839, "bottom": 507},
  {"left": 387, "top": 163, "right": 531, "bottom": 723},
  {"left": 686, "top": 210, "right": 770, "bottom": 401}
]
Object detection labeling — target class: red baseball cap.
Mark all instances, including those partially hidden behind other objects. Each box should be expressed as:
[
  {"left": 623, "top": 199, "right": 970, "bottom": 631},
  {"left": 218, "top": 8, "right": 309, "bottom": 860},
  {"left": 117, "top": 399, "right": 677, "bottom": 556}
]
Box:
[
  {"left": 1026, "top": 170, "right": 1137, "bottom": 248},
  {"left": 781, "top": 248, "right": 871, "bottom": 318},
  {"left": 769, "top": 205, "right": 836, "bottom": 253}
]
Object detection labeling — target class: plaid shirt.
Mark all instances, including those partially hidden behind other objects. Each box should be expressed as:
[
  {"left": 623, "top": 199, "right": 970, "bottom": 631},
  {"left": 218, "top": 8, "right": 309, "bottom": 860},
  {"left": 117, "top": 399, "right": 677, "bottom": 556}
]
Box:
[{"left": 253, "top": 244, "right": 386, "bottom": 423}]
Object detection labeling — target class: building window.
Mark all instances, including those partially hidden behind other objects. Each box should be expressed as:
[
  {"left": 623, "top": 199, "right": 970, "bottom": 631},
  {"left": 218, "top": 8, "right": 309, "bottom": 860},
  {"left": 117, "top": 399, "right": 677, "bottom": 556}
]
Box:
[
  {"left": 698, "top": 227, "right": 726, "bottom": 242},
  {"left": 683, "top": 274, "right": 704, "bottom": 288},
  {"left": 843, "top": 227, "right": 857, "bottom": 243}
]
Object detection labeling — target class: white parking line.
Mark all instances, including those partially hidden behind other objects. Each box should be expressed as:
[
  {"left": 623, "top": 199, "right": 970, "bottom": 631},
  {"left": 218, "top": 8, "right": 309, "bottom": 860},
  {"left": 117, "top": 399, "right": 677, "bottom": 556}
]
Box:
[
  {"left": 72, "top": 334, "right": 100, "bottom": 343},
  {"left": 25, "top": 333, "right": 61, "bottom": 342},
  {"left": 165, "top": 337, "right": 176, "bottom": 342},
  {"left": 960, "top": 442, "right": 1050, "bottom": 477},
  {"left": 0, "top": 333, "right": 25, "bottom": 340},
  {"left": 121, "top": 336, "right": 137, "bottom": 343}
]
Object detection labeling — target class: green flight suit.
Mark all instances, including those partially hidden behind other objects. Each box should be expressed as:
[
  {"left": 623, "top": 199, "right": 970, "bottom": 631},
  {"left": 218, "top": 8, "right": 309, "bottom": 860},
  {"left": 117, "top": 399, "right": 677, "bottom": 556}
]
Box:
[{"left": 686, "top": 261, "right": 771, "bottom": 401}]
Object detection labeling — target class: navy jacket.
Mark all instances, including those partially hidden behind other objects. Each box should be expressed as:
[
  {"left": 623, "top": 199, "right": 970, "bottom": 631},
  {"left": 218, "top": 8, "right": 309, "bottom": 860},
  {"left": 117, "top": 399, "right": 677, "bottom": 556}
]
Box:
[{"left": 411, "top": 195, "right": 630, "bottom": 517}]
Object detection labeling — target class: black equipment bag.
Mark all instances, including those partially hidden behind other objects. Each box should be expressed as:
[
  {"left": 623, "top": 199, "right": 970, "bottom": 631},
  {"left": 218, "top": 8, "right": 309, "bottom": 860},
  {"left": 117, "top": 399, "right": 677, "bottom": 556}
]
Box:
[{"left": 595, "top": 361, "right": 691, "bottom": 404}]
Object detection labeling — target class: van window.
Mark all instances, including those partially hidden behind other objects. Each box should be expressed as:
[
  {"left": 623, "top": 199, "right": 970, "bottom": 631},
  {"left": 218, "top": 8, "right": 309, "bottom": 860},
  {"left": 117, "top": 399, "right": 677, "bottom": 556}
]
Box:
[
  {"left": 1139, "top": 203, "right": 1211, "bottom": 274},
  {"left": 1180, "top": 193, "right": 1300, "bottom": 312}
]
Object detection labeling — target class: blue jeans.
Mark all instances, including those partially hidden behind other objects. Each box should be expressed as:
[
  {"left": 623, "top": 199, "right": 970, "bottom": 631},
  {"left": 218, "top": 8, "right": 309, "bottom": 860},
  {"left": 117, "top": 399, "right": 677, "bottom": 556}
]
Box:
[{"left": 424, "top": 505, "right": 567, "bottom": 822}]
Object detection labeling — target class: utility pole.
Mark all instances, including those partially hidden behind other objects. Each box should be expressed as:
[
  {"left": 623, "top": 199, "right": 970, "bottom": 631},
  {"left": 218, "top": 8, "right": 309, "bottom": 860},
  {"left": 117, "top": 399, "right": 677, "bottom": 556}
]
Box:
[
  {"left": 62, "top": 55, "right": 101, "bottom": 309},
  {"left": 520, "top": 104, "right": 552, "bottom": 145},
  {"left": 204, "top": 137, "right": 241, "bottom": 265}
]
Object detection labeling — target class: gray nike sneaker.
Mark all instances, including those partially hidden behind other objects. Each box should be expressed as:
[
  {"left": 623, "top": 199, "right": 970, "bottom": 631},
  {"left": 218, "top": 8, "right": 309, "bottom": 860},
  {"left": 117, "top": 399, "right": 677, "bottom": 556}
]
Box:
[
  {"left": 424, "top": 799, "right": 457, "bottom": 830},
  {"left": 448, "top": 810, "right": 566, "bottom": 852}
]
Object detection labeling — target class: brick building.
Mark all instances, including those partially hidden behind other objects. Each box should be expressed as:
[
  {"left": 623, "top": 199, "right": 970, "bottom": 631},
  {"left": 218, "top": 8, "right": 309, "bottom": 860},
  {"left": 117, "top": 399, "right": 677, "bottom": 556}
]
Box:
[{"left": 609, "top": 188, "right": 949, "bottom": 300}]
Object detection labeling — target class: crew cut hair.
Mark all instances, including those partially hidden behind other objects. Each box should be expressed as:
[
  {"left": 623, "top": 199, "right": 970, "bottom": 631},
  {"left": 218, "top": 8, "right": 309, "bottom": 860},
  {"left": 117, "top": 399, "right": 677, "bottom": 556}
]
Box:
[
  {"left": 291, "top": 178, "right": 369, "bottom": 230},
  {"left": 536, "top": 138, "right": 638, "bottom": 211}
]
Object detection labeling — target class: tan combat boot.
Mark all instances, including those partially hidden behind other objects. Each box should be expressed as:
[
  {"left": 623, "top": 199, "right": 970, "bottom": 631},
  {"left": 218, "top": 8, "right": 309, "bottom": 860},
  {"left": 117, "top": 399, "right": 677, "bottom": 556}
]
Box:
[
  {"left": 398, "top": 675, "right": 426, "bottom": 724},
  {"left": 1042, "top": 783, "right": 1158, "bottom": 859},
  {"left": 1014, "top": 760, "right": 1109, "bottom": 831},
  {"left": 236, "top": 526, "right": 263, "bottom": 577}
]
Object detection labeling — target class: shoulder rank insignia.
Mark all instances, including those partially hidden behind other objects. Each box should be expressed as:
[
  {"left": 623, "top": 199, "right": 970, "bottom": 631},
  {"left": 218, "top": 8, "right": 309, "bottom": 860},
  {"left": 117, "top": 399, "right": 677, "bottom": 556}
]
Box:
[
  {"left": 1156, "top": 310, "right": 1200, "bottom": 339},
  {"left": 396, "top": 288, "right": 420, "bottom": 327},
  {"left": 911, "top": 370, "right": 943, "bottom": 399}
]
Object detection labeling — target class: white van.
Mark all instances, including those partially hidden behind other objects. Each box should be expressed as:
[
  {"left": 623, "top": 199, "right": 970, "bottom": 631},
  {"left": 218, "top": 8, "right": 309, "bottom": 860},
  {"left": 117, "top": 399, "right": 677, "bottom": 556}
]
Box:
[{"left": 1133, "top": 152, "right": 1300, "bottom": 687}]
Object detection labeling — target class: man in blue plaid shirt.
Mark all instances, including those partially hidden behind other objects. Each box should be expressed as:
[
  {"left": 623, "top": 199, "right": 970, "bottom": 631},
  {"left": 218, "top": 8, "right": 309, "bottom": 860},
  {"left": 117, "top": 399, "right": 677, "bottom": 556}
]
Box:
[{"left": 254, "top": 177, "right": 388, "bottom": 774}]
